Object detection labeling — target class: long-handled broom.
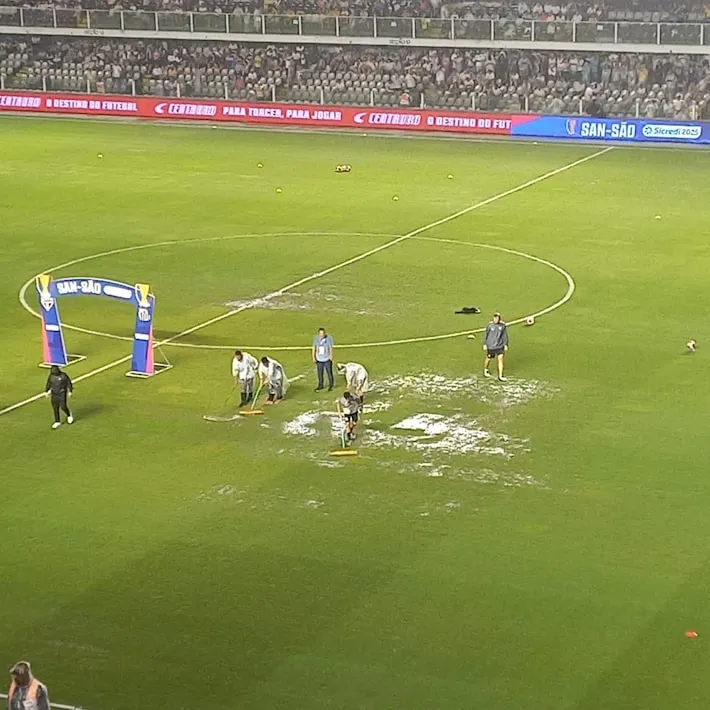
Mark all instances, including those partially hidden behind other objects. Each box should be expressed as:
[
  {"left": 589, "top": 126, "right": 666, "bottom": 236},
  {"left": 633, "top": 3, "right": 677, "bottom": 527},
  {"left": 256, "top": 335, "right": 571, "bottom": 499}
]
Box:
[
  {"left": 241, "top": 380, "right": 264, "bottom": 416},
  {"left": 331, "top": 401, "right": 358, "bottom": 457},
  {"left": 203, "top": 383, "right": 240, "bottom": 422}
]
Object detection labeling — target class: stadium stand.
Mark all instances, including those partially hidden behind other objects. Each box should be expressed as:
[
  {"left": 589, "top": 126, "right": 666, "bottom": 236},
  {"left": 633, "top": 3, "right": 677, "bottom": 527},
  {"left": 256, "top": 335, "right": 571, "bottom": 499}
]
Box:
[
  {"left": 0, "top": 0, "right": 708, "bottom": 21},
  {"left": 1, "top": 38, "right": 709, "bottom": 118}
]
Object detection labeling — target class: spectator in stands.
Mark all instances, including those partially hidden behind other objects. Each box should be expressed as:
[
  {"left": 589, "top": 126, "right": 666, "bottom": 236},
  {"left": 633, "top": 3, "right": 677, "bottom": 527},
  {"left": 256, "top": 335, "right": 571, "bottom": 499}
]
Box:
[
  {"left": 1, "top": 37, "right": 708, "bottom": 120},
  {"left": 1, "top": 0, "right": 710, "bottom": 21},
  {"left": 7, "top": 662, "right": 50, "bottom": 710}
]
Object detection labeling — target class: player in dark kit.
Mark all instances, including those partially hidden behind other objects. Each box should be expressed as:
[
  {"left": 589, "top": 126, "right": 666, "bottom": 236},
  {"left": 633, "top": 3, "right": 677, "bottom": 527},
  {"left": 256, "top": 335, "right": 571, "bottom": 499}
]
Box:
[
  {"left": 44, "top": 365, "right": 74, "bottom": 429},
  {"left": 337, "top": 391, "right": 362, "bottom": 442},
  {"left": 483, "top": 312, "right": 509, "bottom": 381}
]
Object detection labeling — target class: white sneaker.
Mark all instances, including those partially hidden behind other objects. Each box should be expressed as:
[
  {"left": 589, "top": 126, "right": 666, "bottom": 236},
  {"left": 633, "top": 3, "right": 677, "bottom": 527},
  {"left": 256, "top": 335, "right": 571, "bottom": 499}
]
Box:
[
  {"left": 483, "top": 370, "right": 491, "bottom": 378},
  {"left": 67, "top": 415, "right": 74, "bottom": 424},
  {"left": 52, "top": 422, "right": 61, "bottom": 429},
  {"left": 498, "top": 375, "right": 507, "bottom": 382}
]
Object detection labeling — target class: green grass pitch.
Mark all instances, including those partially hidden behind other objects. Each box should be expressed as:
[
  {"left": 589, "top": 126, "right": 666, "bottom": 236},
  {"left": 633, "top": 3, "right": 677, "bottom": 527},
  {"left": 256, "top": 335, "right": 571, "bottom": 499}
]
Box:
[{"left": 2, "top": 116, "right": 710, "bottom": 710}]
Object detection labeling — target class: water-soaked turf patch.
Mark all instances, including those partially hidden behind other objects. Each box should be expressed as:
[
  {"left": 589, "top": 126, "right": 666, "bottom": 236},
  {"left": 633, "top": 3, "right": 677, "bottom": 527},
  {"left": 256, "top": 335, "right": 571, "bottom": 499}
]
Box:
[
  {"left": 280, "top": 372, "right": 556, "bottom": 487},
  {"left": 374, "top": 373, "right": 557, "bottom": 408},
  {"left": 369, "top": 412, "right": 529, "bottom": 458},
  {"left": 226, "top": 288, "right": 390, "bottom": 317}
]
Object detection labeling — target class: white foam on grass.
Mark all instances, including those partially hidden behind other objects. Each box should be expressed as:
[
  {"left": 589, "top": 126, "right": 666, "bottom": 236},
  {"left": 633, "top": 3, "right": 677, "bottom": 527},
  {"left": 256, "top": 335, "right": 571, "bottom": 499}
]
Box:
[
  {"left": 225, "top": 288, "right": 389, "bottom": 317},
  {"left": 282, "top": 410, "right": 344, "bottom": 439},
  {"left": 416, "top": 462, "right": 450, "bottom": 477},
  {"left": 282, "top": 410, "right": 323, "bottom": 437},
  {"left": 283, "top": 409, "right": 527, "bottom": 459},
  {"left": 368, "top": 412, "right": 528, "bottom": 458},
  {"left": 374, "top": 373, "right": 556, "bottom": 408},
  {"left": 280, "top": 371, "right": 553, "bottom": 483},
  {"left": 395, "top": 413, "right": 450, "bottom": 436}
]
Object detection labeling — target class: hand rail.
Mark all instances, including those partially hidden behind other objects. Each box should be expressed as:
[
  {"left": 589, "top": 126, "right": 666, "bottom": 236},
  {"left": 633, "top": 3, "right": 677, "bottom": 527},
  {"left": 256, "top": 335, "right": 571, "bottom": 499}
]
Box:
[{"left": 0, "top": 6, "right": 708, "bottom": 48}]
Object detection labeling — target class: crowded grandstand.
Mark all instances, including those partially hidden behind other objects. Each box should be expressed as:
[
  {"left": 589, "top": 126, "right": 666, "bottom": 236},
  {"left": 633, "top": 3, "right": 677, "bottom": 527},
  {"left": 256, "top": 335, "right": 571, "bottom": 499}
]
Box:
[{"left": 1, "top": 0, "right": 709, "bottom": 121}]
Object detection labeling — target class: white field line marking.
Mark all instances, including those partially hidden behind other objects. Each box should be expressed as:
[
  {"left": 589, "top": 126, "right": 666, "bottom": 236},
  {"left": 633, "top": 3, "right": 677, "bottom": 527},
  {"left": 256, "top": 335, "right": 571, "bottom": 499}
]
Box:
[
  {"left": 159, "top": 239, "right": 576, "bottom": 351},
  {"left": 17, "top": 233, "right": 563, "bottom": 350},
  {"left": 2, "top": 147, "right": 610, "bottom": 418},
  {"left": 0, "top": 353, "right": 133, "bottom": 416},
  {"left": 18, "top": 232, "right": 398, "bottom": 337}
]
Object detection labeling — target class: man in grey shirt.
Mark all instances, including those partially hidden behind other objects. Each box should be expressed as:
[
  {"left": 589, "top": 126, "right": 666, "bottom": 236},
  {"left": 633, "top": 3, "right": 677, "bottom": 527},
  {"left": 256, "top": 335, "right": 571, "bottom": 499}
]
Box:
[{"left": 483, "top": 312, "right": 509, "bottom": 381}]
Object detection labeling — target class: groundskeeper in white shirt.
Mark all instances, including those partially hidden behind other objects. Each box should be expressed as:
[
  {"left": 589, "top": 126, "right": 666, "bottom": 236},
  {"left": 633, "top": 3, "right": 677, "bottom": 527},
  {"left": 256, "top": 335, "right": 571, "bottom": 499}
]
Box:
[
  {"left": 336, "top": 362, "right": 369, "bottom": 395},
  {"left": 231, "top": 350, "right": 258, "bottom": 406},
  {"left": 258, "top": 356, "right": 289, "bottom": 403}
]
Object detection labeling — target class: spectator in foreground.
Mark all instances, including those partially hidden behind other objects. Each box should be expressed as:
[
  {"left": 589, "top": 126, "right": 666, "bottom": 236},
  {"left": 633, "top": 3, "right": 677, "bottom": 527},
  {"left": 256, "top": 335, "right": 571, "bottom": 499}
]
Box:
[{"left": 7, "top": 662, "right": 50, "bottom": 710}]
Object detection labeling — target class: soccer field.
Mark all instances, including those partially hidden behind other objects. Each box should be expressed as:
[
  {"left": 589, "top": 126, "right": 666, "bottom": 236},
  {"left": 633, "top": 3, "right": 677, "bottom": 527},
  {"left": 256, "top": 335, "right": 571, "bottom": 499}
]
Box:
[{"left": 2, "top": 116, "right": 710, "bottom": 710}]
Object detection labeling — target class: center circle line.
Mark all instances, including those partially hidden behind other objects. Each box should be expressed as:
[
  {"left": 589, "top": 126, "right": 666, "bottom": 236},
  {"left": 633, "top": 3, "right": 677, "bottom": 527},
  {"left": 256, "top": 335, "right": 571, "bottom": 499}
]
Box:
[{"left": 18, "top": 233, "right": 575, "bottom": 351}]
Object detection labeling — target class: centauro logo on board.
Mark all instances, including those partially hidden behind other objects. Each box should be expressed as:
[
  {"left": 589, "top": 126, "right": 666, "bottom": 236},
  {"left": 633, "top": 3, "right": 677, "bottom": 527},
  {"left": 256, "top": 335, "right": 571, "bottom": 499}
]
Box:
[
  {"left": 0, "top": 95, "right": 41, "bottom": 108},
  {"left": 353, "top": 111, "right": 421, "bottom": 126},
  {"left": 154, "top": 102, "right": 217, "bottom": 116}
]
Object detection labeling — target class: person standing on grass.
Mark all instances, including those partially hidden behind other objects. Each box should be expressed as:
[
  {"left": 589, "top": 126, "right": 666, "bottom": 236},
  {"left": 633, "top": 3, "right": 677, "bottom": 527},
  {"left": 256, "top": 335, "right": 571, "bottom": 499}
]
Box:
[
  {"left": 337, "top": 391, "right": 362, "bottom": 443},
  {"left": 44, "top": 364, "right": 73, "bottom": 429},
  {"left": 483, "top": 312, "right": 509, "bottom": 381},
  {"left": 231, "top": 349, "right": 258, "bottom": 407},
  {"left": 7, "top": 662, "right": 50, "bottom": 710},
  {"left": 312, "top": 327, "right": 334, "bottom": 392},
  {"left": 259, "top": 356, "right": 289, "bottom": 404}
]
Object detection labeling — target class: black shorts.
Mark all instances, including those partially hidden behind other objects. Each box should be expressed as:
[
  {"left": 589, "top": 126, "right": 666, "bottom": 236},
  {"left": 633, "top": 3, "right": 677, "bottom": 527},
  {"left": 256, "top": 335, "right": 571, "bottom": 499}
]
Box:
[
  {"left": 487, "top": 348, "right": 505, "bottom": 358},
  {"left": 344, "top": 411, "right": 359, "bottom": 424}
]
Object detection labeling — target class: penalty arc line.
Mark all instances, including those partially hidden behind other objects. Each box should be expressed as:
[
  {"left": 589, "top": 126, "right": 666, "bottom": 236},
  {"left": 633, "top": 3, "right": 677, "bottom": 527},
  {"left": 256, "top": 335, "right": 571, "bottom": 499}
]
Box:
[{"left": 0, "top": 146, "right": 611, "bottom": 418}]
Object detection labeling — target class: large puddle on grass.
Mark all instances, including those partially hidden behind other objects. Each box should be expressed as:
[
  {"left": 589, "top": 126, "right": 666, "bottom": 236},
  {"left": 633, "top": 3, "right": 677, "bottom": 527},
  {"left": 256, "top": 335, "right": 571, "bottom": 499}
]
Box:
[{"left": 280, "top": 372, "right": 556, "bottom": 488}]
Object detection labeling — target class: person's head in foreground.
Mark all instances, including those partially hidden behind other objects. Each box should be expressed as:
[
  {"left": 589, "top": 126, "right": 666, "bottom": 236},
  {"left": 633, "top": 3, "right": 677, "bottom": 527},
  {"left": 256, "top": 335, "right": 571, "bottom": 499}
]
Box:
[{"left": 10, "top": 662, "right": 32, "bottom": 687}]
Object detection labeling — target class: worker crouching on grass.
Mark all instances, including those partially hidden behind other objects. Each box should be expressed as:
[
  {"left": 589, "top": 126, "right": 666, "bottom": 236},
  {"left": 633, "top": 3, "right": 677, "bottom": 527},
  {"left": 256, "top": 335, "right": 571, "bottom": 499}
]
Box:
[
  {"left": 7, "top": 662, "right": 50, "bottom": 710},
  {"left": 336, "top": 362, "right": 368, "bottom": 404},
  {"left": 259, "top": 356, "right": 289, "bottom": 404},
  {"left": 338, "top": 391, "right": 362, "bottom": 443},
  {"left": 44, "top": 364, "right": 73, "bottom": 429}
]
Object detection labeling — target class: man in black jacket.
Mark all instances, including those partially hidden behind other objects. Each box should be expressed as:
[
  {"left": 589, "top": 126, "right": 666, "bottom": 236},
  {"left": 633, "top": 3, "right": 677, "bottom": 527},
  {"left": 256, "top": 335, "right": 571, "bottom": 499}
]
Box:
[{"left": 45, "top": 365, "right": 74, "bottom": 429}]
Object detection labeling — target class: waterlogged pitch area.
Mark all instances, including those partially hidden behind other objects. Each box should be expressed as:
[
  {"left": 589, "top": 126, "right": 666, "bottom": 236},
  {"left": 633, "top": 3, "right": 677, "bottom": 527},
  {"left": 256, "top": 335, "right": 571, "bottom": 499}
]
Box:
[{"left": 2, "top": 117, "right": 710, "bottom": 710}]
